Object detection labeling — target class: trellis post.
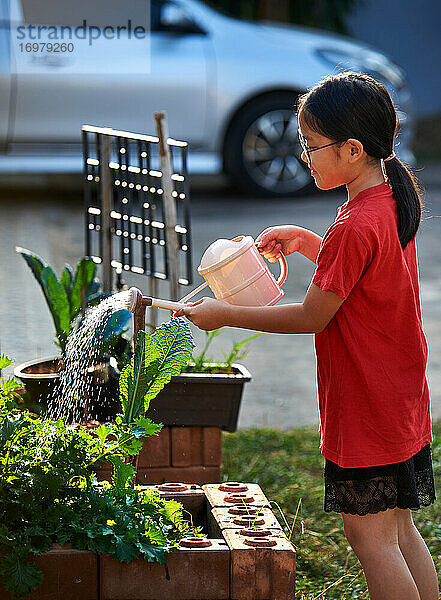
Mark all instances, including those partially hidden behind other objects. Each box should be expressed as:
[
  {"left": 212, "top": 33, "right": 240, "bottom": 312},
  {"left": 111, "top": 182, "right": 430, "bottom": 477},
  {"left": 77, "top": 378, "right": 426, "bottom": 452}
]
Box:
[
  {"left": 100, "top": 135, "right": 113, "bottom": 291},
  {"left": 154, "top": 111, "right": 180, "bottom": 302}
]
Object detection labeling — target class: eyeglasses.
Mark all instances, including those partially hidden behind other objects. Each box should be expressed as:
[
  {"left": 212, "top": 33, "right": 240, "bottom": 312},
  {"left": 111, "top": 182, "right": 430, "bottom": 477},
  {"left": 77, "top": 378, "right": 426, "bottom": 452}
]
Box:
[{"left": 298, "top": 131, "right": 341, "bottom": 162}]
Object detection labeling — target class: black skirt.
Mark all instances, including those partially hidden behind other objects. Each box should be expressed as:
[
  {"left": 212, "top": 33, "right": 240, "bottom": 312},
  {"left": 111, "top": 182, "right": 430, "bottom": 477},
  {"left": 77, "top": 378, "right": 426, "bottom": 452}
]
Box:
[{"left": 324, "top": 444, "right": 436, "bottom": 515}]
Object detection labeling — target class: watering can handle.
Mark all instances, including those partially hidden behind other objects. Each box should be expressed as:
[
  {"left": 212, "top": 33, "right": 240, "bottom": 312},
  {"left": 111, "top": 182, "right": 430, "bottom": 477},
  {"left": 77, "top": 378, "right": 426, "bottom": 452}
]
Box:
[
  {"left": 274, "top": 252, "right": 288, "bottom": 287},
  {"left": 254, "top": 240, "right": 288, "bottom": 287}
]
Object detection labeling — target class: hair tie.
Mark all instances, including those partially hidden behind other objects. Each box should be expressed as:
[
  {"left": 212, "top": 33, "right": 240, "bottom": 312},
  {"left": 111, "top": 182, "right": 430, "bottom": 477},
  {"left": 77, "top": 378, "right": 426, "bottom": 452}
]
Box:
[{"left": 384, "top": 151, "right": 396, "bottom": 162}]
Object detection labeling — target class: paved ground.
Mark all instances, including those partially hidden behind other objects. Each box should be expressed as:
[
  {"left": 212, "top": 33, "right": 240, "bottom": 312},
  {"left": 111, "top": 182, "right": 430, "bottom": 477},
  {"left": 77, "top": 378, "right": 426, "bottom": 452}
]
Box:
[{"left": 1, "top": 165, "right": 440, "bottom": 429}]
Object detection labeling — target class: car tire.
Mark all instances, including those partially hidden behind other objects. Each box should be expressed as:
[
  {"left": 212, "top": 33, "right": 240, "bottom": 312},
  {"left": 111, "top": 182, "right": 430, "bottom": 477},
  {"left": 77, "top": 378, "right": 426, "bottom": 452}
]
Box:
[{"left": 224, "top": 92, "right": 313, "bottom": 197}]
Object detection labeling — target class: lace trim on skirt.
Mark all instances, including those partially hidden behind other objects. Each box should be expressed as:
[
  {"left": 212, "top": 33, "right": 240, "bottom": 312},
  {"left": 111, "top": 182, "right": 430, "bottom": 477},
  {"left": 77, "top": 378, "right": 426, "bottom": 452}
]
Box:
[{"left": 324, "top": 444, "right": 436, "bottom": 515}]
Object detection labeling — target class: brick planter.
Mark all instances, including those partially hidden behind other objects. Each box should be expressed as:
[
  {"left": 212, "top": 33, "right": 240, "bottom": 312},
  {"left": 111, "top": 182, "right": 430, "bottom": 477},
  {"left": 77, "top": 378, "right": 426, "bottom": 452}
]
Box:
[
  {"left": 100, "top": 540, "right": 230, "bottom": 600},
  {"left": 0, "top": 484, "right": 295, "bottom": 600},
  {"left": 101, "top": 482, "right": 295, "bottom": 600},
  {"left": 95, "top": 425, "right": 223, "bottom": 485},
  {"left": 0, "top": 545, "right": 98, "bottom": 600}
]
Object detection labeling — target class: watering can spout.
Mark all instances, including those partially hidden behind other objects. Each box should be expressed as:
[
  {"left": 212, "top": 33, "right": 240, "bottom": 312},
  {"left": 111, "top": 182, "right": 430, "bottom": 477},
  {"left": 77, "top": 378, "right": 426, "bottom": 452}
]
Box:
[
  {"left": 126, "top": 287, "right": 188, "bottom": 347},
  {"left": 126, "top": 287, "right": 186, "bottom": 312},
  {"left": 126, "top": 287, "right": 144, "bottom": 313}
]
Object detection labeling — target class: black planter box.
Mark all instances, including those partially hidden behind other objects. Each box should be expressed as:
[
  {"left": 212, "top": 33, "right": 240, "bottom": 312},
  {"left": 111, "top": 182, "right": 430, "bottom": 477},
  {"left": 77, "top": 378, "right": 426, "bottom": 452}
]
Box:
[{"left": 146, "top": 364, "right": 251, "bottom": 433}]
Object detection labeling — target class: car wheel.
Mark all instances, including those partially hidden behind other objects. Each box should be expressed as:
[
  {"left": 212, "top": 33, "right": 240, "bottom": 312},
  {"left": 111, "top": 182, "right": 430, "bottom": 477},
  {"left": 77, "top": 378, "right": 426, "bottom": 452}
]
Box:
[{"left": 224, "top": 92, "right": 312, "bottom": 197}]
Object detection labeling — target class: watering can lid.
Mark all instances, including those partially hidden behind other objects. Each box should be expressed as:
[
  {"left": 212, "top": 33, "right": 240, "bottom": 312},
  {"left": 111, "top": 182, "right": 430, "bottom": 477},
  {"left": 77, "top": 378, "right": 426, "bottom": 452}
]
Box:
[{"left": 198, "top": 235, "right": 254, "bottom": 275}]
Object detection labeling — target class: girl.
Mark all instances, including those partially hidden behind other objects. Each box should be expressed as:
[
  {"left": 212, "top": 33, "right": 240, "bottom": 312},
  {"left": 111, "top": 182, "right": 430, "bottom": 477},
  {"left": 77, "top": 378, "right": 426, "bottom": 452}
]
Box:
[{"left": 174, "top": 72, "right": 438, "bottom": 600}]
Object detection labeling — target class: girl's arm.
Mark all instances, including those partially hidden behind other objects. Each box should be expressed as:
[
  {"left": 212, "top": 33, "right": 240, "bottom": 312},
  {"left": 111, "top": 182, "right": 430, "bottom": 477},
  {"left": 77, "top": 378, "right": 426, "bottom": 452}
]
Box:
[
  {"left": 175, "top": 283, "right": 344, "bottom": 334},
  {"left": 256, "top": 225, "right": 322, "bottom": 264}
]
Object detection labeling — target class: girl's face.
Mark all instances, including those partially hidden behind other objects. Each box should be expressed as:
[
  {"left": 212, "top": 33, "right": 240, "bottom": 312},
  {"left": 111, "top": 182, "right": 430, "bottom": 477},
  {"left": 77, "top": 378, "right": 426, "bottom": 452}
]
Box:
[{"left": 298, "top": 114, "right": 351, "bottom": 190}]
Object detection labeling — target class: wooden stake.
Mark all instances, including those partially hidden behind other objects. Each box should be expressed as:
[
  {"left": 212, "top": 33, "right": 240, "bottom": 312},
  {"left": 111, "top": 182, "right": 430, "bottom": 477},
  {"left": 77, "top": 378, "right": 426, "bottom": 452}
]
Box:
[{"left": 154, "top": 111, "right": 180, "bottom": 302}]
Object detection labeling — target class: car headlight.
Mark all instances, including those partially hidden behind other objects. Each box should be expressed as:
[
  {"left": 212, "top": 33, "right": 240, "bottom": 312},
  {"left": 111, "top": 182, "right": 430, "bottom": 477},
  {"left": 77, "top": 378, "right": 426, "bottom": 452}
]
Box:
[{"left": 315, "top": 48, "right": 406, "bottom": 90}]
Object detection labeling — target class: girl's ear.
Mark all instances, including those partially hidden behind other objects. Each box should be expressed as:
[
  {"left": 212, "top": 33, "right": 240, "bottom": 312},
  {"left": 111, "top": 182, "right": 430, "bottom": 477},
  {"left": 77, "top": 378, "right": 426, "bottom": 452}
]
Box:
[{"left": 346, "top": 138, "right": 364, "bottom": 163}]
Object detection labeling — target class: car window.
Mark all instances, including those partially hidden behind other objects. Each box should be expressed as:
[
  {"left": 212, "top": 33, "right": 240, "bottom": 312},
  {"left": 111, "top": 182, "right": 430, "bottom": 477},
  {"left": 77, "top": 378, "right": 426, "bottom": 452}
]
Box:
[
  {"left": 18, "top": 0, "right": 150, "bottom": 28},
  {"left": 153, "top": 0, "right": 203, "bottom": 33},
  {"left": 151, "top": 0, "right": 161, "bottom": 31}
]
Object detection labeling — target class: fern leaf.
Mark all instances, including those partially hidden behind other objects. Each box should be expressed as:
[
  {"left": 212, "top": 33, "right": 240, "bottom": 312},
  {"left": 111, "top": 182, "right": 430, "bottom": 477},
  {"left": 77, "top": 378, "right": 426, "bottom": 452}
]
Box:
[{"left": 109, "top": 455, "right": 135, "bottom": 489}]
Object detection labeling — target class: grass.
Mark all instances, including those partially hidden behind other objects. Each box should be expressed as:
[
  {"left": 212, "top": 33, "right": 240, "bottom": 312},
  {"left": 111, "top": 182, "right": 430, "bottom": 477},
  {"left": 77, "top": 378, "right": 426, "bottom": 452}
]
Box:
[{"left": 222, "top": 420, "right": 441, "bottom": 599}]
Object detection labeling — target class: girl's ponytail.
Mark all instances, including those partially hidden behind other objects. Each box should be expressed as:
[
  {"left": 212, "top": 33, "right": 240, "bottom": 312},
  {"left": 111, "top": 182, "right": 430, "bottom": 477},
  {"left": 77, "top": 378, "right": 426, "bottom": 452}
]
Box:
[{"left": 384, "top": 157, "right": 422, "bottom": 249}]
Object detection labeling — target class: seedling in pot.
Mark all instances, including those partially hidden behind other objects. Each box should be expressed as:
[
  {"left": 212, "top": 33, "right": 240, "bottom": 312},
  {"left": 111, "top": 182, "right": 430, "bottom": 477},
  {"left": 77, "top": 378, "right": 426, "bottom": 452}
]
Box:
[{"left": 188, "top": 328, "right": 262, "bottom": 374}]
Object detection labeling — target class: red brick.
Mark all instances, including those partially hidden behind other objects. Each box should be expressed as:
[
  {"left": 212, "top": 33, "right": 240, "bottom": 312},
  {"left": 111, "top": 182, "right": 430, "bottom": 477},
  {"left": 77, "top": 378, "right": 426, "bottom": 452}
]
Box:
[
  {"left": 208, "top": 506, "right": 283, "bottom": 538},
  {"left": 136, "top": 427, "right": 171, "bottom": 468},
  {"left": 202, "top": 483, "right": 271, "bottom": 508},
  {"left": 202, "top": 427, "right": 222, "bottom": 465},
  {"left": 140, "top": 484, "right": 207, "bottom": 528},
  {"left": 0, "top": 546, "right": 98, "bottom": 600},
  {"left": 100, "top": 541, "right": 229, "bottom": 599},
  {"left": 223, "top": 529, "right": 296, "bottom": 600},
  {"left": 190, "top": 426, "right": 204, "bottom": 464},
  {"left": 137, "top": 466, "right": 221, "bottom": 486},
  {"left": 171, "top": 426, "right": 193, "bottom": 466},
  {"left": 171, "top": 426, "right": 205, "bottom": 466}
]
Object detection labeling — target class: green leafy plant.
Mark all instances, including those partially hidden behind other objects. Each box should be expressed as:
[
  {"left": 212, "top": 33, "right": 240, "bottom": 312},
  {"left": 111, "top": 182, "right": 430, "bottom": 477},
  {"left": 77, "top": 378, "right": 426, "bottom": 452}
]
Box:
[
  {"left": 16, "top": 247, "right": 131, "bottom": 355},
  {"left": 0, "top": 337, "right": 199, "bottom": 598},
  {"left": 120, "top": 318, "right": 194, "bottom": 423},
  {"left": 0, "top": 355, "right": 24, "bottom": 405},
  {"left": 187, "top": 328, "right": 261, "bottom": 373},
  {"left": 190, "top": 329, "right": 224, "bottom": 372}
]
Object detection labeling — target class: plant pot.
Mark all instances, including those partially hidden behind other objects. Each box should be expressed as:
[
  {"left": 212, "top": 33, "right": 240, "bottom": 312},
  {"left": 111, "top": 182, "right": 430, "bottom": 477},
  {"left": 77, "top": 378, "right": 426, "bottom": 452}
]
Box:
[
  {"left": 146, "top": 363, "right": 251, "bottom": 433},
  {"left": 14, "top": 356, "right": 121, "bottom": 422}
]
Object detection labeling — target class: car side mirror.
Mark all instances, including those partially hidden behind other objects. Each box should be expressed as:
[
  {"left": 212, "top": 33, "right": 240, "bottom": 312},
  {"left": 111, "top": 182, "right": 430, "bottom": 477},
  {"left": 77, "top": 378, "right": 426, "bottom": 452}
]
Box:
[{"left": 159, "top": 3, "right": 205, "bottom": 35}]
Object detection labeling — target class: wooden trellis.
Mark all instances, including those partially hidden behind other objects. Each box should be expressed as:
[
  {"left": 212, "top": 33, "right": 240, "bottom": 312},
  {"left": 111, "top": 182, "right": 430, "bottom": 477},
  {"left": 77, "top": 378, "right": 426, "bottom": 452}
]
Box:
[{"left": 82, "top": 122, "right": 192, "bottom": 297}]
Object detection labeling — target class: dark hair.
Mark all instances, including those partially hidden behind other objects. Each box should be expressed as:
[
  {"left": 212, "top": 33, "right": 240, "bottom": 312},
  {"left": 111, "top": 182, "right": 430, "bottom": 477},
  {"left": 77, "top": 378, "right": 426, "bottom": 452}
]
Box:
[{"left": 297, "top": 71, "right": 422, "bottom": 249}]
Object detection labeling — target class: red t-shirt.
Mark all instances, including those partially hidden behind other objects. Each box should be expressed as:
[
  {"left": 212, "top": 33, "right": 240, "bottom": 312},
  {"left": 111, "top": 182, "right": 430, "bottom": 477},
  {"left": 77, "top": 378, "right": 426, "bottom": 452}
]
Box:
[{"left": 312, "top": 181, "right": 432, "bottom": 468}]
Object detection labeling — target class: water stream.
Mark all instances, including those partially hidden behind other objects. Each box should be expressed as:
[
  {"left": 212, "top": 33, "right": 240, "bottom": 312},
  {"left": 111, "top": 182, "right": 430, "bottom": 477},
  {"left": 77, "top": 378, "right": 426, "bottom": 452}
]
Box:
[{"left": 47, "top": 290, "right": 131, "bottom": 423}]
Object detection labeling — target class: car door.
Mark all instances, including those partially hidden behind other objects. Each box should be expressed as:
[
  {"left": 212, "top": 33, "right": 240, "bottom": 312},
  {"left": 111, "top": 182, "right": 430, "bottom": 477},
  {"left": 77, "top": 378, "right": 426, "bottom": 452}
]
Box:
[{"left": 9, "top": 0, "right": 210, "bottom": 148}]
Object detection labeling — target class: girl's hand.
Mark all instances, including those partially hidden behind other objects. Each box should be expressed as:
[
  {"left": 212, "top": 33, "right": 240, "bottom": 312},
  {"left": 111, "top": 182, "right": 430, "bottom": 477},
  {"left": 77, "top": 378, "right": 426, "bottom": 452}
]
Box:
[
  {"left": 174, "top": 297, "right": 229, "bottom": 331},
  {"left": 255, "top": 225, "right": 304, "bottom": 262}
]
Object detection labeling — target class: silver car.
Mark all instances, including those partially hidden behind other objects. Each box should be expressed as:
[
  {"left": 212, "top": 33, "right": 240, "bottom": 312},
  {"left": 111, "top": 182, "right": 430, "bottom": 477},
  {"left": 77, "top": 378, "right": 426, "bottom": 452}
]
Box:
[{"left": 0, "top": 0, "right": 414, "bottom": 196}]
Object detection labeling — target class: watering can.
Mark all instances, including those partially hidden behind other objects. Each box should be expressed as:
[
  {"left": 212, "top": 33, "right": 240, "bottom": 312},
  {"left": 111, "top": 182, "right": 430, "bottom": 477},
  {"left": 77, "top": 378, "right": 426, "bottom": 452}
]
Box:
[{"left": 127, "top": 235, "right": 288, "bottom": 312}]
